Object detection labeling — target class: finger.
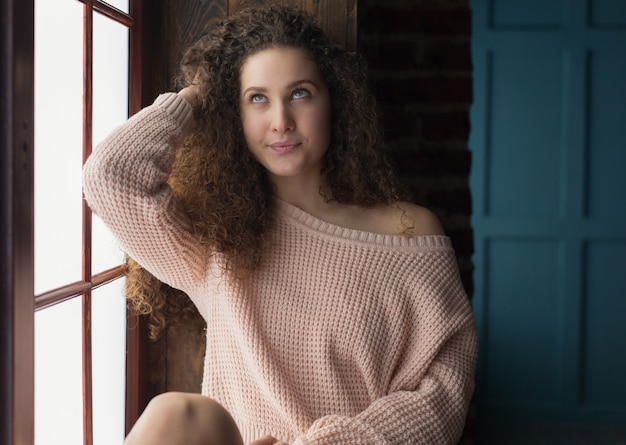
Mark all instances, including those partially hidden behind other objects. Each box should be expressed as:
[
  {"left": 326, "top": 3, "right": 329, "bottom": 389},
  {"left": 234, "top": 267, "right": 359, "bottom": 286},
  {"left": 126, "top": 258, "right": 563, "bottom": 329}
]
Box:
[
  {"left": 191, "top": 67, "right": 204, "bottom": 86},
  {"left": 249, "top": 435, "right": 278, "bottom": 445}
]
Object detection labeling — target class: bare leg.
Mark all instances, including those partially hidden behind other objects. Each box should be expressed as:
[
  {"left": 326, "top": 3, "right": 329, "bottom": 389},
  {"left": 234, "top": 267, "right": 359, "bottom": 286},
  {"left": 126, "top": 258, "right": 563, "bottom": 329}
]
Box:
[{"left": 124, "top": 392, "right": 243, "bottom": 445}]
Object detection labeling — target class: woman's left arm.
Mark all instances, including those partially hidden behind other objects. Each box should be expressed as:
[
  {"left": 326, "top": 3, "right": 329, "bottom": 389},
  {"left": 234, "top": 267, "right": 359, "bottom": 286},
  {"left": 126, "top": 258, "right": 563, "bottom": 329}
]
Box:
[{"left": 293, "top": 308, "right": 478, "bottom": 445}]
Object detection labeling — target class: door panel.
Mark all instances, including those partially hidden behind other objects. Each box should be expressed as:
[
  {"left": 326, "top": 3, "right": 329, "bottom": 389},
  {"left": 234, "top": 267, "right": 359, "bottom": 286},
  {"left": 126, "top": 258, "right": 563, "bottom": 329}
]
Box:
[
  {"left": 587, "top": 51, "right": 626, "bottom": 219},
  {"left": 490, "top": 0, "right": 566, "bottom": 28},
  {"left": 470, "top": 0, "right": 626, "bottom": 428},
  {"left": 486, "top": 49, "right": 565, "bottom": 218},
  {"left": 583, "top": 241, "right": 626, "bottom": 407},
  {"left": 484, "top": 238, "right": 561, "bottom": 405}
]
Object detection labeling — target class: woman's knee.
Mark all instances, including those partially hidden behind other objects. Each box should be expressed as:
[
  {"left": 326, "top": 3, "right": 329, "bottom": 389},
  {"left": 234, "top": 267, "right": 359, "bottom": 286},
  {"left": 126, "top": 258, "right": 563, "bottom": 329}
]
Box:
[
  {"left": 125, "top": 392, "right": 242, "bottom": 445},
  {"left": 146, "top": 391, "right": 201, "bottom": 421}
]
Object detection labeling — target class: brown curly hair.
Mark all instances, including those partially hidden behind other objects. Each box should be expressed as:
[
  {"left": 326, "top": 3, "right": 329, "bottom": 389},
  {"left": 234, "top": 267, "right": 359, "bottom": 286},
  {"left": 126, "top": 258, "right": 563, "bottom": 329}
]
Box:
[{"left": 127, "top": 4, "right": 407, "bottom": 339}]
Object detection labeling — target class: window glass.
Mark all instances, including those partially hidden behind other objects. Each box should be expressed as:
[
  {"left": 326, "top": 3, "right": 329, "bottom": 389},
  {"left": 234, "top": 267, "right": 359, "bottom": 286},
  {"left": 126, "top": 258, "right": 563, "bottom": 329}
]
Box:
[
  {"left": 35, "top": 298, "right": 83, "bottom": 445},
  {"left": 92, "top": 13, "right": 129, "bottom": 273},
  {"left": 104, "top": 0, "right": 130, "bottom": 14},
  {"left": 34, "top": 0, "right": 83, "bottom": 294},
  {"left": 92, "top": 279, "right": 127, "bottom": 445}
]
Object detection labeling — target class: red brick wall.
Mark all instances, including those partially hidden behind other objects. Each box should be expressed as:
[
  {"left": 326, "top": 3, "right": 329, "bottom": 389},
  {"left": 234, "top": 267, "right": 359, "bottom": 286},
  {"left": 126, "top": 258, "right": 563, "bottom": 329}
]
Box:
[{"left": 359, "top": 0, "right": 474, "bottom": 299}]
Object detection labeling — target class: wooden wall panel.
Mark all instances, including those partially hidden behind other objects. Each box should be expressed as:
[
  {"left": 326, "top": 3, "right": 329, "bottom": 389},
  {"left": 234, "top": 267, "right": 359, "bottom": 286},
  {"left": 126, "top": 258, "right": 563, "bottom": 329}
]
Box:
[
  {"left": 166, "top": 0, "right": 356, "bottom": 89},
  {"left": 148, "top": 324, "right": 206, "bottom": 395},
  {"left": 166, "top": 0, "right": 228, "bottom": 89},
  {"left": 228, "top": 0, "right": 357, "bottom": 49}
]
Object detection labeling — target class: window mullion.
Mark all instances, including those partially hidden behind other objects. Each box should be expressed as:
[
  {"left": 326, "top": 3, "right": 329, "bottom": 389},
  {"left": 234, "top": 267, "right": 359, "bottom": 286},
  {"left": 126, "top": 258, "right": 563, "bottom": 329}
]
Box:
[
  {"left": 34, "top": 265, "right": 127, "bottom": 310},
  {"left": 82, "top": 1, "right": 94, "bottom": 445},
  {"left": 125, "top": 0, "right": 150, "bottom": 436}
]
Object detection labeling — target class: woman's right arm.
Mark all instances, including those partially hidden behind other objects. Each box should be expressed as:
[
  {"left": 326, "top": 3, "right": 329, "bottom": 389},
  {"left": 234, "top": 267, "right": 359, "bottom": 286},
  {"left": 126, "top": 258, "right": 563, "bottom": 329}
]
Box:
[{"left": 83, "top": 92, "right": 204, "bottom": 290}]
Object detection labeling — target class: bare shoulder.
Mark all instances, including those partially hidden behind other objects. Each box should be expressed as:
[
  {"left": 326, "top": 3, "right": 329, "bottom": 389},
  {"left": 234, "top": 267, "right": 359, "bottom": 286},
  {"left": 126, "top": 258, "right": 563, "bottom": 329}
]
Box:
[
  {"left": 389, "top": 201, "right": 445, "bottom": 236},
  {"left": 339, "top": 201, "right": 444, "bottom": 236}
]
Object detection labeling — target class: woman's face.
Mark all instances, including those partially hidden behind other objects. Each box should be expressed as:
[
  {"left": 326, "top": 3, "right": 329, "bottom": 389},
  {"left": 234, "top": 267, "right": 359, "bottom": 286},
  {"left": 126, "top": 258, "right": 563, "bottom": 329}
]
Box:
[{"left": 239, "top": 46, "right": 332, "bottom": 183}]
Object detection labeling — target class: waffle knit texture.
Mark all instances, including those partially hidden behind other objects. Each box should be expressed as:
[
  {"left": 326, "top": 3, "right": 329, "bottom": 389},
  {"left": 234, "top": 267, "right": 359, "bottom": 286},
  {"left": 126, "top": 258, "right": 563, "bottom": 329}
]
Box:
[{"left": 83, "top": 93, "right": 478, "bottom": 445}]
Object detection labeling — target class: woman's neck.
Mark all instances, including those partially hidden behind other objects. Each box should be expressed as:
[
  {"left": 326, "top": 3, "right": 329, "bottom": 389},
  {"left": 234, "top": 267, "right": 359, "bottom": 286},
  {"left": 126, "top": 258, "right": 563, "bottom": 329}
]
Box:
[{"left": 271, "top": 174, "right": 336, "bottom": 218}]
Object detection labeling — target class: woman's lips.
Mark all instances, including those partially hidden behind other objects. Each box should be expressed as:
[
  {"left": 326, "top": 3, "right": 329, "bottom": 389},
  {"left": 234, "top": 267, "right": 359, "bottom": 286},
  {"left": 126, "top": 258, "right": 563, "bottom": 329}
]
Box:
[{"left": 269, "top": 142, "right": 300, "bottom": 154}]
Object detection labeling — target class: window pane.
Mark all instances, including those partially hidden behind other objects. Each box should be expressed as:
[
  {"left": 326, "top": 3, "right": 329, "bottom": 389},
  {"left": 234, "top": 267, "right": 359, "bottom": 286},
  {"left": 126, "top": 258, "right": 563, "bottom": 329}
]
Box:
[
  {"left": 34, "top": 0, "right": 83, "bottom": 294},
  {"left": 92, "top": 280, "right": 127, "bottom": 445},
  {"left": 35, "top": 299, "right": 83, "bottom": 445},
  {"left": 92, "top": 13, "right": 129, "bottom": 273},
  {"left": 103, "top": 0, "right": 129, "bottom": 14}
]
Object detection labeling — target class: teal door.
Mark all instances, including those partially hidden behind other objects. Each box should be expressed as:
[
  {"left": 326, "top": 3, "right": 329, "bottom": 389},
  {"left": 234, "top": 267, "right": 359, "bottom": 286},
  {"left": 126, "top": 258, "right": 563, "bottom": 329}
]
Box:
[{"left": 470, "top": 0, "right": 626, "bottom": 433}]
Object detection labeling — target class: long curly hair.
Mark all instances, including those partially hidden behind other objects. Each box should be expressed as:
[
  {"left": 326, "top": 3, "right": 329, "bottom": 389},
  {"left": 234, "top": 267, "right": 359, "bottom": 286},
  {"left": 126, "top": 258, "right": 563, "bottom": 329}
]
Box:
[{"left": 127, "top": 4, "right": 407, "bottom": 339}]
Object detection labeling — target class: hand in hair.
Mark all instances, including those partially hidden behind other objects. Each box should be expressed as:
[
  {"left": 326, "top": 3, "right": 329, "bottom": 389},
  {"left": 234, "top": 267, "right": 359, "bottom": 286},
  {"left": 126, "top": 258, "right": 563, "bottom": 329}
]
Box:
[{"left": 178, "top": 69, "right": 203, "bottom": 108}]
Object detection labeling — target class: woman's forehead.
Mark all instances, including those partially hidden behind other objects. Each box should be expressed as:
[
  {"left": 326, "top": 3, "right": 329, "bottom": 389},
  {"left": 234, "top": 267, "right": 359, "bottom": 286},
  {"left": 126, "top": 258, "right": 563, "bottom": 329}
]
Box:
[{"left": 240, "top": 47, "right": 323, "bottom": 90}]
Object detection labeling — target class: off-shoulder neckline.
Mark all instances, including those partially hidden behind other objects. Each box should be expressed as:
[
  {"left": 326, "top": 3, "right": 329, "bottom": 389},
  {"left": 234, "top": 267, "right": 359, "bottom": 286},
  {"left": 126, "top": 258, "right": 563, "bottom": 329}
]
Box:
[{"left": 274, "top": 199, "right": 452, "bottom": 250}]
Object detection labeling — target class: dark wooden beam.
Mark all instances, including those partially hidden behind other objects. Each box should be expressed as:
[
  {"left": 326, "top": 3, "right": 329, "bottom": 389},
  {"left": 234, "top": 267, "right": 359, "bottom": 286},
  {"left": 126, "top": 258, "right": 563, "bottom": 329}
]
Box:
[
  {"left": 0, "top": 0, "right": 35, "bottom": 443},
  {"left": 126, "top": 0, "right": 163, "bottom": 435}
]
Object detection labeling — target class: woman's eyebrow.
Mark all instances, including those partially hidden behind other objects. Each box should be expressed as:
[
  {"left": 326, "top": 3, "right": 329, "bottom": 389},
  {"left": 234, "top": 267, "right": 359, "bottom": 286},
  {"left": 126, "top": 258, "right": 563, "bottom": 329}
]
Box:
[
  {"left": 242, "top": 79, "right": 319, "bottom": 96},
  {"left": 242, "top": 86, "right": 267, "bottom": 96},
  {"left": 287, "top": 79, "right": 319, "bottom": 89}
]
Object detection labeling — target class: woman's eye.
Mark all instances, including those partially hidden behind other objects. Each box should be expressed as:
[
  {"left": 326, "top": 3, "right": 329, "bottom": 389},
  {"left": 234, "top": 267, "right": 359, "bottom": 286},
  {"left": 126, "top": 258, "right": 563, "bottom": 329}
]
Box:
[
  {"left": 292, "top": 88, "right": 310, "bottom": 100},
  {"left": 250, "top": 94, "right": 267, "bottom": 103}
]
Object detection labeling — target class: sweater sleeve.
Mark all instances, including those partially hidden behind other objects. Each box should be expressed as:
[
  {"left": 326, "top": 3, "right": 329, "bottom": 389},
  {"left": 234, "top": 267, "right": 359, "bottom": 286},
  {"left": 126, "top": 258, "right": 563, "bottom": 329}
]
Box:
[
  {"left": 292, "top": 261, "right": 478, "bottom": 445},
  {"left": 82, "top": 92, "right": 203, "bottom": 291}
]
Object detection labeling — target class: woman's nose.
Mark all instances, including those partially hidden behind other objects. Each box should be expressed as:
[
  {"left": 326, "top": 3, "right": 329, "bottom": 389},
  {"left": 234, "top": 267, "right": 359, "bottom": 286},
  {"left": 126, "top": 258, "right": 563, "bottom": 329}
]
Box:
[{"left": 271, "top": 103, "right": 295, "bottom": 133}]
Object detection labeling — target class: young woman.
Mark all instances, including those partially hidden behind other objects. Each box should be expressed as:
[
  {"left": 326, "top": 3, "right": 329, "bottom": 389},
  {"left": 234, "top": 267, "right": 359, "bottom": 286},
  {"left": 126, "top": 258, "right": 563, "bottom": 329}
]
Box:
[{"left": 83, "top": 5, "right": 477, "bottom": 445}]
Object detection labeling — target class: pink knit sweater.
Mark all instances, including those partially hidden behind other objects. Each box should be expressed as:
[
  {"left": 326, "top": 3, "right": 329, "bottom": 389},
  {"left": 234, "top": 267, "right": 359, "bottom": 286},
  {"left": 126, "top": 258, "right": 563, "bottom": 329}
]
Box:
[{"left": 83, "top": 93, "right": 478, "bottom": 445}]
